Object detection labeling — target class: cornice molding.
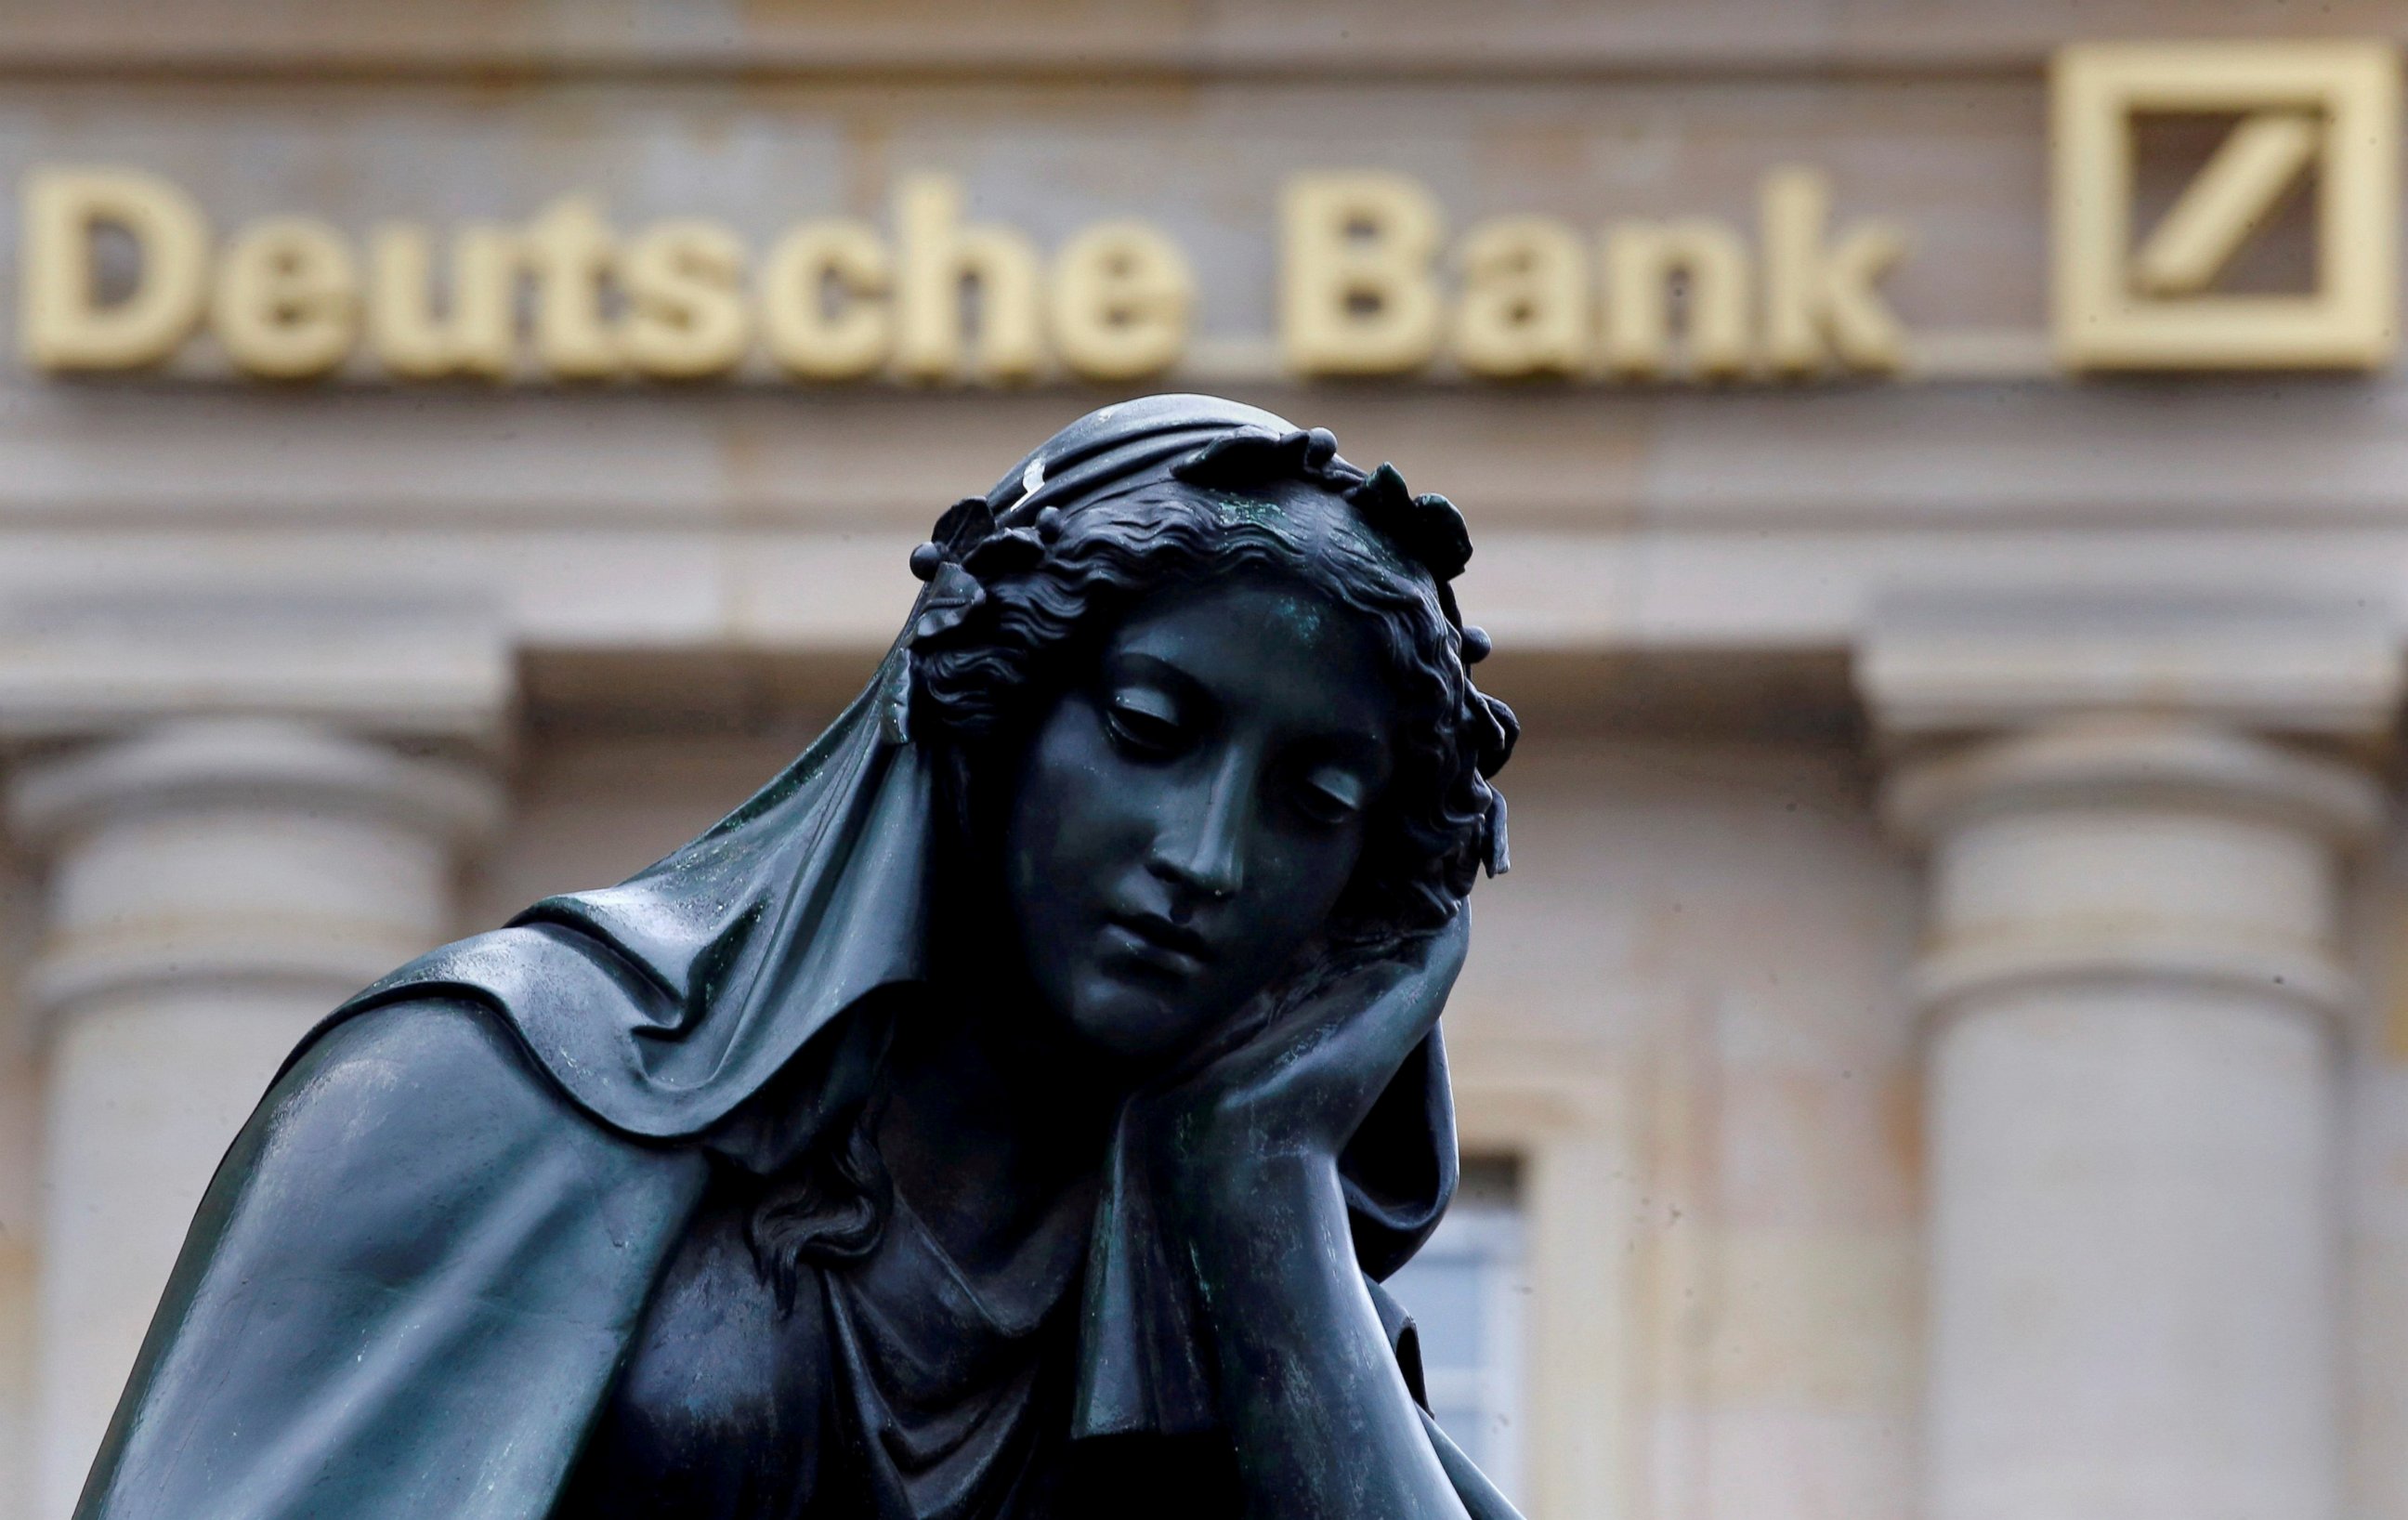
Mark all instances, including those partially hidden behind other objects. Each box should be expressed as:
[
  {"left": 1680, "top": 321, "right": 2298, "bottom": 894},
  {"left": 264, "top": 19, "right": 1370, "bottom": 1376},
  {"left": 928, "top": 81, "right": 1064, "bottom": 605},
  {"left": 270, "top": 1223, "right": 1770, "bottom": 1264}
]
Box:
[
  {"left": 2, "top": 7, "right": 2404, "bottom": 85},
  {"left": 1858, "top": 596, "right": 2406, "bottom": 743}
]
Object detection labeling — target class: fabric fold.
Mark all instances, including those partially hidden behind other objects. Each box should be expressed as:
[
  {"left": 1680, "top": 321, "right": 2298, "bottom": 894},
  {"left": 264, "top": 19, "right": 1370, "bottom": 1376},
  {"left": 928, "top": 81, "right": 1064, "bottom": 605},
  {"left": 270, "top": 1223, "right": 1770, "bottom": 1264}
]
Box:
[{"left": 281, "top": 393, "right": 1461, "bottom": 1448}]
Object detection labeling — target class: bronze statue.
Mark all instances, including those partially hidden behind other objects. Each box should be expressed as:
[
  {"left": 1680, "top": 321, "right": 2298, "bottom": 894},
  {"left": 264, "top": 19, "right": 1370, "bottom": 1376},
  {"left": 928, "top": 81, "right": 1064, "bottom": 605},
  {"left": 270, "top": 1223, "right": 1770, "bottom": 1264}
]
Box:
[{"left": 77, "top": 395, "right": 1522, "bottom": 1519}]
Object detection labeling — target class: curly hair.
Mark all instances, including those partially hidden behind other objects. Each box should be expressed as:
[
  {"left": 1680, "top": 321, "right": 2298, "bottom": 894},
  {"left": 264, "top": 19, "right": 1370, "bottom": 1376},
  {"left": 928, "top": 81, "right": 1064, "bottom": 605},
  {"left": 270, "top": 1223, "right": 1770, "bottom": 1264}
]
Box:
[
  {"left": 909, "top": 468, "right": 1509, "bottom": 948},
  {"left": 747, "top": 425, "right": 1517, "bottom": 1309}
]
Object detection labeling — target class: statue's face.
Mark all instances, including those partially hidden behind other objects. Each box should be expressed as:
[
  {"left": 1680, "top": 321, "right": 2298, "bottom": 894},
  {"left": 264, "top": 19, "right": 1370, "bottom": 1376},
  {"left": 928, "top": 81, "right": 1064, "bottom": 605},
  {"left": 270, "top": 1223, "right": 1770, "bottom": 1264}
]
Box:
[{"left": 1004, "top": 572, "right": 1397, "bottom": 1063}]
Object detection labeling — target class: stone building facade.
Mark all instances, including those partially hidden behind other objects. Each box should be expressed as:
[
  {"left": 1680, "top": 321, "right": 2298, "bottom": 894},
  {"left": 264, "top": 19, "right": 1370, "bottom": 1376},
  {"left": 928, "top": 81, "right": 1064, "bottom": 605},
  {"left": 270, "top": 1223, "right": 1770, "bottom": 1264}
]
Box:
[{"left": 5, "top": 5, "right": 2408, "bottom": 1519}]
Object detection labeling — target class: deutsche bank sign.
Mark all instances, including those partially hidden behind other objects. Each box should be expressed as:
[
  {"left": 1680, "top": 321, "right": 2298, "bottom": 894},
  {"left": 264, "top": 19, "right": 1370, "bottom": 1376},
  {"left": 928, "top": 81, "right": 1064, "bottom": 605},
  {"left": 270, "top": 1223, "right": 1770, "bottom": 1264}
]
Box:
[{"left": 14, "top": 39, "right": 2401, "bottom": 387}]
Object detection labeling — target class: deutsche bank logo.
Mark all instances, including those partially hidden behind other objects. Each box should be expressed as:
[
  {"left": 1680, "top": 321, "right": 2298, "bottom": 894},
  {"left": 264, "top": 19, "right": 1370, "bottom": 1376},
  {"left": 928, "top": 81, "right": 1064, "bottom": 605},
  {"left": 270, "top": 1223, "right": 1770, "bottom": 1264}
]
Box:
[{"left": 2052, "top": 41, "right": 2400, "bottom": 371}]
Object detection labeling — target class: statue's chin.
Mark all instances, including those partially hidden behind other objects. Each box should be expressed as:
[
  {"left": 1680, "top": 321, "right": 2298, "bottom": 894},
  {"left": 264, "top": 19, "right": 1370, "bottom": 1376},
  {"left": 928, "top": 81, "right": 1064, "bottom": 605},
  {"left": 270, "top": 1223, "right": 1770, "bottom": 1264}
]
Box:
[{"left": 1047, "top": 960, "right": 1237, "bottom": 1068}]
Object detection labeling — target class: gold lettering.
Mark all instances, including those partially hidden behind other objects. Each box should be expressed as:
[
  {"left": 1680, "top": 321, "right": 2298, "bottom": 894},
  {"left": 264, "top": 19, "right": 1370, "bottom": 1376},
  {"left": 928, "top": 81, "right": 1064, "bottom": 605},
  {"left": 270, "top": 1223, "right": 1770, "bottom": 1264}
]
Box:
[
  {"left": 1760, "top": 167, "right": 1908, "bottom": 374},
  {"left": 1049, "top": 222, "right": 1193, "bottom": 382},
  {"left": 211, "top": 216, "right": 359, "bottom": 379},
  {"left": 524, "top": 195, "right": 622, "bottom": 379},
  {"left": 1280, "top": 172, "right": 1443, "bottom": 376},
  {"left": 1603, "top": 218, "right": 1752, "bottom": 378},
  {"left": 1452, "top": 216, "right": 1588, "bottom": 378},
  {"left": 895, "top": 175, "right": 1044, "bottom": 384},
  {"left": 16, "top": 161, "right": 1945, "bottom": 390},
  {"left": 367, "top": 223, "right": 517, "bottom": 380},
  {"left": 622, "top": 219, "right": 751, "bottom": 379},
  {"left": 760, "top": 220, "right": 892, "bottom": 381},
  {"left": 21, "top": 167, "right": 210, "bottom": 370}
]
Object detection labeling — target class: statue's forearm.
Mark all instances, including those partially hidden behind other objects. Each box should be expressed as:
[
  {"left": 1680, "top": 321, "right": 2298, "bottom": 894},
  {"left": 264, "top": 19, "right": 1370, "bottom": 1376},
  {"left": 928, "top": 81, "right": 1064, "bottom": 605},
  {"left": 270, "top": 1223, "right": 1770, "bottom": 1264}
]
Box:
[{"left": 1187, "top": 1151, "right": 1471, "bottom": 1520}]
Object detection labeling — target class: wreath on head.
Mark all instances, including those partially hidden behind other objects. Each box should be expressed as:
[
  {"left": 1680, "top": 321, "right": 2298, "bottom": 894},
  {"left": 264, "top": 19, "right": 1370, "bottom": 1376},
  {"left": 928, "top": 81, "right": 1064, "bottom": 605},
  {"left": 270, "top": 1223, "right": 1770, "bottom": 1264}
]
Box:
[{"left": 903, "top": 425, "right": 1518, "bottom": 877}]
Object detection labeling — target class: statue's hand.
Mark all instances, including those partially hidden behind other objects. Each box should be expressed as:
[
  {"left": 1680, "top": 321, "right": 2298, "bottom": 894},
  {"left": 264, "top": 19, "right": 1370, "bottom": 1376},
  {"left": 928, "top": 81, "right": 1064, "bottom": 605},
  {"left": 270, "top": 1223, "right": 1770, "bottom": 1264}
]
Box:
[
  {"left": 1142, "top": 908, "right": 1470, "bottom": 1190},
  {"left": 1121, "top": 912, "right": 1483, "bottom": 1520}
]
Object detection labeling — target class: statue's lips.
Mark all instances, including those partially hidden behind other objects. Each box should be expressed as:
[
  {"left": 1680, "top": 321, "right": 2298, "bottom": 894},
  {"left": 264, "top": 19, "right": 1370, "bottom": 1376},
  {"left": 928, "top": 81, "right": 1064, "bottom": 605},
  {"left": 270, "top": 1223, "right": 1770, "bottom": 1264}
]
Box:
[{"left": 1101, "top": 911, "right": 1212, "bottom": 977}]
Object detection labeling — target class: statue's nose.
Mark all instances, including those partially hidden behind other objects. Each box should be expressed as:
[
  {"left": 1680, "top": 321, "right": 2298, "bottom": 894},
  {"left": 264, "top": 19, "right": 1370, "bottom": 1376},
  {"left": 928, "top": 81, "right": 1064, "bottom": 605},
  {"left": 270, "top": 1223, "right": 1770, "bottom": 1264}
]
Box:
[{"left": 1146, "top": 753, "right": 1249, "bottom": 904}]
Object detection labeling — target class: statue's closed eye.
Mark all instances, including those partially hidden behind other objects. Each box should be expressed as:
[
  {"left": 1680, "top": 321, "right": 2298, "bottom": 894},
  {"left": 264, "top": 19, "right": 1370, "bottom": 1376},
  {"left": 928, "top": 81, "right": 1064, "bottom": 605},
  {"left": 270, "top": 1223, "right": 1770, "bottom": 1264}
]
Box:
[
  {"left": 1106, "top": 688, "right": 1187, "bottom": 757},
  {"left": 1295, "top": 765, "right": 1368, "bottom": 826}
]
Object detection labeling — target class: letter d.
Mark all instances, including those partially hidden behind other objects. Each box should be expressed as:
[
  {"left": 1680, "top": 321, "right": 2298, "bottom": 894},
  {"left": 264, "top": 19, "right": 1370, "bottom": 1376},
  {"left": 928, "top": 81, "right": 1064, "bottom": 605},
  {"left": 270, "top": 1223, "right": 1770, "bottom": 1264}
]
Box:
[{"left": 21, "top": 168, "right": 210, "bottom": 370}]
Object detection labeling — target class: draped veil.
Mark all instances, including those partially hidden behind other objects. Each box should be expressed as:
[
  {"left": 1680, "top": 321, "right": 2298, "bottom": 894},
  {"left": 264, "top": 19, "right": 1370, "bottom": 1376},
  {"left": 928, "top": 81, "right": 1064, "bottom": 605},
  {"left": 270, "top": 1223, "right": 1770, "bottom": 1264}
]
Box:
[{"left": 315, "top": 395, "right": 1467, "bottom": 1440}]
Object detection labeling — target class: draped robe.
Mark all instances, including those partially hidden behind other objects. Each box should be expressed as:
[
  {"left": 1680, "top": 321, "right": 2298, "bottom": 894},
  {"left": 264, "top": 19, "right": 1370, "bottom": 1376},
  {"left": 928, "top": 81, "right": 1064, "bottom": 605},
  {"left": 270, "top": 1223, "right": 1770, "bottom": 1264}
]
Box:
[{"left": 73, "top": 396, "right": 1520, "bottom": 1520}]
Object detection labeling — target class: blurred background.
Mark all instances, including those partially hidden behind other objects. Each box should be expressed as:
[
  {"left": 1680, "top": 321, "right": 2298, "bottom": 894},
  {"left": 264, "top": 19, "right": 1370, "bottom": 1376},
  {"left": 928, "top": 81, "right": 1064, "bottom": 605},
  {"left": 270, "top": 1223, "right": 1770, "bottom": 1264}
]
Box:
[{"left": 6, "top": 4, "right": 2408, "bottom": 1518}]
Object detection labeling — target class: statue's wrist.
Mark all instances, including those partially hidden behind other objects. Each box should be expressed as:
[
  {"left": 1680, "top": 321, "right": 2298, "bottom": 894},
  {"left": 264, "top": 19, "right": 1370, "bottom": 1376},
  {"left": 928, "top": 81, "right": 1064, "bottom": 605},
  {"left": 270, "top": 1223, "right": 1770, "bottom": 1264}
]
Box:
[{"left": 1161, "top": 1136, "right": 1330, "bottom": 1237}]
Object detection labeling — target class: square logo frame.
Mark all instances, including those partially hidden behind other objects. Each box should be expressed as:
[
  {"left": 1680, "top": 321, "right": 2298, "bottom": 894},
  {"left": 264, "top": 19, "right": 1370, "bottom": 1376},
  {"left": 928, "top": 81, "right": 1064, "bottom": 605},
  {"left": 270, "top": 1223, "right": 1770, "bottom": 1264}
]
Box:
[{"left": 2052, "top": 40, "right": 2400, "bottom": 371}]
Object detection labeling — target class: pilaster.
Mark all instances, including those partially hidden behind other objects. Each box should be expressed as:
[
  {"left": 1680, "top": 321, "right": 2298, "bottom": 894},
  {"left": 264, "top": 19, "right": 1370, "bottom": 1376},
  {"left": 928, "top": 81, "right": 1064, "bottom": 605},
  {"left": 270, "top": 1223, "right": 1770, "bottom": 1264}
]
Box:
[
  {"left": 0, "top": 599, "right": 510, "bottom": 1519},
  {"left": 1860, "top": 593, "right": 2401, "bottom": 1520}
]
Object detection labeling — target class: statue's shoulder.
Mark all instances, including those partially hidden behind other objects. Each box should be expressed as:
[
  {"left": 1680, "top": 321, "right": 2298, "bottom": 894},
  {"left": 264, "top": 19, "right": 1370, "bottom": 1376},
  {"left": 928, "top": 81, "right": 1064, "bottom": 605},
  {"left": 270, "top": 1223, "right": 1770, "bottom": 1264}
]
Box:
[
  {"left": 82, "top": 981, "right": 710, "bottom": 1520},
  {"left": 277, "top": 992, "right": 551, "bottom": 1133},
  {"left": 271, "top": 924, "right": 622, "bottom": 1133},
  {"left": 260, "top": 989, "right": 693, "bottom": 1210}
]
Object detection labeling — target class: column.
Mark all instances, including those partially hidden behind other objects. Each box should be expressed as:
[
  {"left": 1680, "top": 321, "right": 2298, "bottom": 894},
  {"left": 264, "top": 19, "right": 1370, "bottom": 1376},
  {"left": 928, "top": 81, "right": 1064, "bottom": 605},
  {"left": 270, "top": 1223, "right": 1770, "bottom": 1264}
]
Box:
[
  {"left": 1887, "top": 714, "right": 2371, "bottom": 1520},
  {"left": 7, "top": 718, "right": 499, "bottom": 1518}
]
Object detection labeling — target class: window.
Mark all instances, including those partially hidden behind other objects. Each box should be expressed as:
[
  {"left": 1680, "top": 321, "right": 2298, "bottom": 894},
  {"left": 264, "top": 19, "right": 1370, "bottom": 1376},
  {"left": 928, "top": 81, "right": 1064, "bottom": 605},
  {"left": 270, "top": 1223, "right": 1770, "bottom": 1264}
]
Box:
[{"left": 1384, "top": 1155, "right": 1526, "bottom": 1503}]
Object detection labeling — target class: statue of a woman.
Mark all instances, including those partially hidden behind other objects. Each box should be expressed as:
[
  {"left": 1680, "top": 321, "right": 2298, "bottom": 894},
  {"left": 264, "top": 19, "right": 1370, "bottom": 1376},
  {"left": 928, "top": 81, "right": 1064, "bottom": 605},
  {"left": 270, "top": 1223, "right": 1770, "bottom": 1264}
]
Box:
[{"left": 76, "top": 395, "right": 1522, "bottom": 1520}]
